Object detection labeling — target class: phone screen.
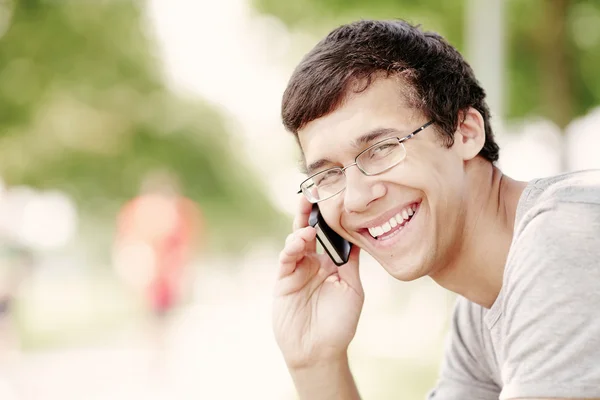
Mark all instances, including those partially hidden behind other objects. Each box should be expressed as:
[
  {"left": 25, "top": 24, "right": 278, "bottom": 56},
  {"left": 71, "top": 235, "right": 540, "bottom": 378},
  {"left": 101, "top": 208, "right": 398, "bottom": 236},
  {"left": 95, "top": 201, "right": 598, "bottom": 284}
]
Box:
[{"left": 308, "top": 204, "right": 352, "bottom": 266}]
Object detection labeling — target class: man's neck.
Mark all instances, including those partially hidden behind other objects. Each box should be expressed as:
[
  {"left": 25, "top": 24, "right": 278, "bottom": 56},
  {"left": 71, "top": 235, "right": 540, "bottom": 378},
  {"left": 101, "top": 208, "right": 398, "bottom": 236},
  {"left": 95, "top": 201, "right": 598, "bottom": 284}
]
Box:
[{"left": 430, "top": 160, "right": 528, "bottom": 308}]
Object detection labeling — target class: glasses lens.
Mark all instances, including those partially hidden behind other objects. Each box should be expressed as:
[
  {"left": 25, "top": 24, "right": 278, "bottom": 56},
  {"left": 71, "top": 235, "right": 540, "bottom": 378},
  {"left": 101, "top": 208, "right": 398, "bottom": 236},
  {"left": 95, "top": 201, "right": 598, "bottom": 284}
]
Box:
[
  {"left": 358, "top": 140, "right": 406, "bottom": 174},
  {"left": 301, "top": 169, "right": 345, "bottom": 202}
]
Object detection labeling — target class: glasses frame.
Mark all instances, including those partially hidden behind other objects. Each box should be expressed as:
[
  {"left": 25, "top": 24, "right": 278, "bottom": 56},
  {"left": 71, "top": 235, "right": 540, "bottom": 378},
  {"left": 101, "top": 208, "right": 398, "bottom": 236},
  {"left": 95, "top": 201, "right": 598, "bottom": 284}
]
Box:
[{"left": 298, "top": 120, "right": 434, "bottom": 203}]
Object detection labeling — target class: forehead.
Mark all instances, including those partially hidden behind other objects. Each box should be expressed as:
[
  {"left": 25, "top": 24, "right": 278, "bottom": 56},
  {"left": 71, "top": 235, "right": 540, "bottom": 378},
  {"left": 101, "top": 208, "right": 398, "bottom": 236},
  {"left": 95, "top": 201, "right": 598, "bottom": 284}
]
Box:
[{"left": 298, "top": 76, "right": 418, "bottom": 166}]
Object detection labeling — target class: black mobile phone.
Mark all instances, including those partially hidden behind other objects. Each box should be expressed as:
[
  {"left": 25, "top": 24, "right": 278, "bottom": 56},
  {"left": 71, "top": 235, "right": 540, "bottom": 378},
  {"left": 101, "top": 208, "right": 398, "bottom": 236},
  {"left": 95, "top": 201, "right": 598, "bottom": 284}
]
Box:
[{"left": 308, "top": 204, "right": 352, "bottom": 266}]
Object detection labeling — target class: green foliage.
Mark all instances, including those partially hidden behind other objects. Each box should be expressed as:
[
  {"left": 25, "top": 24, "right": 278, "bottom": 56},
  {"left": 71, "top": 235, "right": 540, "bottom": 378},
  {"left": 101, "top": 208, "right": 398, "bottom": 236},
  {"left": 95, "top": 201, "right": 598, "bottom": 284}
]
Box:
[
  {"left": 0, "top": 0, "right": 289, "bottom": 255},
  {"left": 254, "top": 0, "right": 600, "bottom": 128},
  {"left": 507, "top": 0, "right": 600, "bottom": 126},
  {"left": 256, "top": 0, "right": 463, "bottom": 50}
]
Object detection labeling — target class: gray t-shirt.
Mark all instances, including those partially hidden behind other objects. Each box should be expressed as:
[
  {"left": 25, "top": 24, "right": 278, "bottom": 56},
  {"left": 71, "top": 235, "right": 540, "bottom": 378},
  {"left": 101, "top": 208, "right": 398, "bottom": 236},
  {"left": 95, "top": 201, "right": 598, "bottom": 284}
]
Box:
[{"left": 428, "top": 169, "right": 600, "bottom": 400}]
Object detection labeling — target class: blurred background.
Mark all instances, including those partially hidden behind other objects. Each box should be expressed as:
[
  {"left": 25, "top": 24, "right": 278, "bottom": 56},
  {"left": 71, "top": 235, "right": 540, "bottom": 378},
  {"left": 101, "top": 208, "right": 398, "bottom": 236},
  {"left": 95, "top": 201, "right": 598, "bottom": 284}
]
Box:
[{"left": 0, "top": 0, "right": 599, "bottom": 399}]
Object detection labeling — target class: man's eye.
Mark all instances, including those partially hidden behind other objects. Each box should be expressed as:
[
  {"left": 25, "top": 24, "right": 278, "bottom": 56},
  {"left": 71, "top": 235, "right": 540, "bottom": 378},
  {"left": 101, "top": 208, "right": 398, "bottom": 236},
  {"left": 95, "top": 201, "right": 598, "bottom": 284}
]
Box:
[
  {"left": 369, "top": 143, "right": 396, "bottom": 158},
  {"left": 315, "top": 171, "right": 340, "bottom": 186}
]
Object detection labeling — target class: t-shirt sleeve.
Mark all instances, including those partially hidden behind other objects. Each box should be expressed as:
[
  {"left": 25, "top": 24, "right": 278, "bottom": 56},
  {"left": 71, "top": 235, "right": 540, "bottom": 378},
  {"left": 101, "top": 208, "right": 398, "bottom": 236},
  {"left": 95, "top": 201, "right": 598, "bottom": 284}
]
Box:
[
  {"left": 500, "top": 201, "right": 600, "bottom": 400},
  {"left": 427, "top": 298, "right": 501, "bottom": 400}
]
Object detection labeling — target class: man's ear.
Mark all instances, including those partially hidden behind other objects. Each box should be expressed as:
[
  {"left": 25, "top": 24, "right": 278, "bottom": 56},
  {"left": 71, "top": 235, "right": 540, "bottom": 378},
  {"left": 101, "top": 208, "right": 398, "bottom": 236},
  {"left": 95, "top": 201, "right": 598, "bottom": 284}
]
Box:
[{"left": 453, "top": 107, "right": 486, "bottom": 161}]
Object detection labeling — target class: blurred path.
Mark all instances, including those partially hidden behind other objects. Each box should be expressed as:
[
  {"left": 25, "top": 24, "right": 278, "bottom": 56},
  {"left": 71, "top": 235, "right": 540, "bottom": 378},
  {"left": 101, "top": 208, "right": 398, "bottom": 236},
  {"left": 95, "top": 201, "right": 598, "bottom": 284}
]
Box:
[
  {"left": 5, "top": 303, "right": 295, "bottom": 400},
  {"left": 1, "top": 250, "right": 450, "bottom": 400},
  {"left": 1, "top": 253, "right": 297, "bottom": 400}
]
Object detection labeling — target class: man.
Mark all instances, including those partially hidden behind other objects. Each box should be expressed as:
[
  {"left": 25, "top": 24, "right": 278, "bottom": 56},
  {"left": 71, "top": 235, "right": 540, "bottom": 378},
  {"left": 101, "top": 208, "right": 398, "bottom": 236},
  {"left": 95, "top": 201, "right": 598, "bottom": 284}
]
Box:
[{"left": 272, "top": 19, "right": 600, "bottom": 400}]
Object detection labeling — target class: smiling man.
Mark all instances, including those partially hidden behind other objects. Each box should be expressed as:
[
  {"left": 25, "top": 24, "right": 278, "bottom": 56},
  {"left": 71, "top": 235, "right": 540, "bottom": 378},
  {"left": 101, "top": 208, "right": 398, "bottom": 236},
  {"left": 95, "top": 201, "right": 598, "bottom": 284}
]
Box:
[{"left": 272, "top": 19, "right": 600, "bottom": 400}]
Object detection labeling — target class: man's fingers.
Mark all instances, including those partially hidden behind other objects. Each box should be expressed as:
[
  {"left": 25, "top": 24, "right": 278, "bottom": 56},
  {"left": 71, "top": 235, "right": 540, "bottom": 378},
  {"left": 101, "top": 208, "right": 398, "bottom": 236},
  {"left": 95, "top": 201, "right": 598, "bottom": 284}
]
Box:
[
  {"left": 293, "top": 196, "right": 314, "bottom": 231},
  {"left": 297, "top": 225, "right": 317, "bottom": 253},
  {"left": 285, "top": 233, "right": 295, "bottom": 245},
  {"left": 279, "top": 238, "right": 304, "bottom": 263},
  {"left": 275, "top": 263, "right": 314, "bottom": 296},
  {"left": 278, "top": 227, "right": 317, "bottom": 278}
]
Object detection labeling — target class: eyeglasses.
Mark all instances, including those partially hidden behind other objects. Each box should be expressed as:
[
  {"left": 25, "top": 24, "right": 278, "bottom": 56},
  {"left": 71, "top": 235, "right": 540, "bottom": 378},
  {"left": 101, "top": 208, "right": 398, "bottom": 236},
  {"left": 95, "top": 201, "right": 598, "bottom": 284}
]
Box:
[{"left": 298, "top": 121, "right": 434, "bottom": 203}]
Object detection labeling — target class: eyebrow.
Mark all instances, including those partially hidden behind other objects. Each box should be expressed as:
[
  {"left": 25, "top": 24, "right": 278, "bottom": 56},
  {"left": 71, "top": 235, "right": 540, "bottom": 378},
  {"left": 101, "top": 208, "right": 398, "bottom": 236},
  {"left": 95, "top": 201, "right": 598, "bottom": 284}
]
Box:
[
  {"left": 304, "top": 127, "right": 402, "bottom": 175},
  {"left": 305, "top": 158, "right": 332, "bottom": 175},
  {"left": 351, "top": 127, "right": 400, "bottom": 148}
]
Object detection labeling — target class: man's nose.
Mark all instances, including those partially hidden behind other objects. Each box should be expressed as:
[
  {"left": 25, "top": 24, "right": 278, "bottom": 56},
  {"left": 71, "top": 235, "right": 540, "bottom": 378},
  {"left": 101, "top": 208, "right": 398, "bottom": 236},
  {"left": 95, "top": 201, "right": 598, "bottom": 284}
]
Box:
[{"left": 343, "top": 165, "right": 385, "bottom": 213}]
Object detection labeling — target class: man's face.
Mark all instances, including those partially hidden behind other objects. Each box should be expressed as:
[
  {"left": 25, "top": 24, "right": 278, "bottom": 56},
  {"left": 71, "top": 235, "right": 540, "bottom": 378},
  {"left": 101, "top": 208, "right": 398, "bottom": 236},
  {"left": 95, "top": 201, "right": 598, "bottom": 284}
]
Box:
[{"left": 298, "top": 77, "right": 469, "bottom": 281}]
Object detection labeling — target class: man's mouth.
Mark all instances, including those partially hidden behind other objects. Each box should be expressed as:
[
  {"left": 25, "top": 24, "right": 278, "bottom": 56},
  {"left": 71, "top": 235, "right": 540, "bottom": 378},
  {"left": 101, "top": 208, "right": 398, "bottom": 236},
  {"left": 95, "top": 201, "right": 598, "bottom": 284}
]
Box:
[{"left": 366, "top": 202, "right": 419, "bottom": 240}]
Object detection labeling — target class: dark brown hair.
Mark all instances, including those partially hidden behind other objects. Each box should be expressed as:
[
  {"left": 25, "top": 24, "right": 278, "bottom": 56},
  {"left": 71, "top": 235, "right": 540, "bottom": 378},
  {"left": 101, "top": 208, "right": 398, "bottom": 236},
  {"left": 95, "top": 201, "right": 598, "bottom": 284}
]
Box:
[{"left": 282, "top": 19, "right": 499, "bottom": 162}]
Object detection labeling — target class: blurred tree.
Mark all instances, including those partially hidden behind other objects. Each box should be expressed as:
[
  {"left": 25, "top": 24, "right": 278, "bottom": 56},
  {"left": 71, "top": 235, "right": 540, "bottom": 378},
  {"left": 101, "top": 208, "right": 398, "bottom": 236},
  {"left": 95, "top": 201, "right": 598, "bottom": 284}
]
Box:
[
  {"left": 0, "top": 0, "right": 288, "bottom": 255},
  {"left": 254, "top": 0, "right": 600, "bottom": 131}
]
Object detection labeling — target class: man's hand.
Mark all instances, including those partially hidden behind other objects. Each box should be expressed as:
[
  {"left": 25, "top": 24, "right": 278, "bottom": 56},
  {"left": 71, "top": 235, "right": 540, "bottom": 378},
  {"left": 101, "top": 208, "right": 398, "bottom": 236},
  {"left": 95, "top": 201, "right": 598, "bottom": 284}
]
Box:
[{"left": 272, "top": 196, "right": 364, "bottom": 369}]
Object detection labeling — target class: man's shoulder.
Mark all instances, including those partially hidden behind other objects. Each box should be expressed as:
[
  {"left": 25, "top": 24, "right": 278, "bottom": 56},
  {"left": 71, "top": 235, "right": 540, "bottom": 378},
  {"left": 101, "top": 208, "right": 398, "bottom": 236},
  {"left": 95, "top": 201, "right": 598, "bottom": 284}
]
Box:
[
  {"left": 498, "top": 170, "right": 600, "bottom": 400},
  {"left": 514, "top": 169, "right": 600, "bottom": 236},
  {"left": 524, "top": 169, "right": 600, "bottom": 209},
  {"left": 504, "top": 169, "right": 600, "bottom": 296}
]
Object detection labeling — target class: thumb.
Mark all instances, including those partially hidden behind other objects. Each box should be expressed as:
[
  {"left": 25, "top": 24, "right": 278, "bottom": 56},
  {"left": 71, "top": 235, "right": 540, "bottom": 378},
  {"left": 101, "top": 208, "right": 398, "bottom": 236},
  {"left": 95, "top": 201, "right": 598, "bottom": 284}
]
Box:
[{"left": 338, "top": 245, "right": 362, "bottom": 291}]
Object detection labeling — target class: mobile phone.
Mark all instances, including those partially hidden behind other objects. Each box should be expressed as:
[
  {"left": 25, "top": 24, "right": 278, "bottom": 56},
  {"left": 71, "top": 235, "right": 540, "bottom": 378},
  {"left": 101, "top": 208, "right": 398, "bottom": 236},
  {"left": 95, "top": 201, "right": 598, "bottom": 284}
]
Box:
[{"left": 308, "top": 204, "right": 352, "bottom": 266}]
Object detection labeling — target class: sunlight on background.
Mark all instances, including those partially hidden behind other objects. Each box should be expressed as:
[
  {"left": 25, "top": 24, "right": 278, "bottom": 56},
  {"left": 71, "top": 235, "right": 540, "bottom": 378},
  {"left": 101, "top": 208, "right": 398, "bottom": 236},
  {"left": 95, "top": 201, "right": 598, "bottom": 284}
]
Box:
[
  {"left": 0, "top": 0, "right": 599, "bottom": 399},
  {"left": 147, "top": 0, "right": 305, "bottom": 216},
  {"left": 0, "top": 188, "right": 77, "bottom": 251}
]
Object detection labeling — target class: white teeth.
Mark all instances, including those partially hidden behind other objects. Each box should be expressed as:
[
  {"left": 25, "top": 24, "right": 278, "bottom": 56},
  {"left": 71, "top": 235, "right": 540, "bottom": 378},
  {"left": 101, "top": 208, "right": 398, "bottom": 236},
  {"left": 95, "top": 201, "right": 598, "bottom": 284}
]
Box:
[
  {"left": 382, "top": 222, "right": 391, "bottom": 233},
  {"left": 368, "top": 226, "right": 384, "bottom": 237},
  {"left": 367, "top": 204, "right": 418, "bottom": 238},
  {"left": 368, "top": 225, "right": 384, "bottom": 238}
]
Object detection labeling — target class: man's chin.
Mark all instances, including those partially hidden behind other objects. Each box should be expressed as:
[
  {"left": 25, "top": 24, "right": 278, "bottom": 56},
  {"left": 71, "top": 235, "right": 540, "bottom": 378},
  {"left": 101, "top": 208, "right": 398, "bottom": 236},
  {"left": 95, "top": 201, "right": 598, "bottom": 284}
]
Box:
[{"left": 379, "top": 259, "right": 426, "bottom": 282}]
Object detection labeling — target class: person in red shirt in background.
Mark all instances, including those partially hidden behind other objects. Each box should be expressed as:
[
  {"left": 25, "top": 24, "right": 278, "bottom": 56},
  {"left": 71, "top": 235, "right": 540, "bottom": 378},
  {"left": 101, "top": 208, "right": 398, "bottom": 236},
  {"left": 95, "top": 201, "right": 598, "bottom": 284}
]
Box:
[
  {"left": 113, "top": 172, "right": 204, "bottom": 377},
  {"left": 113, "top": 171, "right": 204, "bottom": 319}
]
